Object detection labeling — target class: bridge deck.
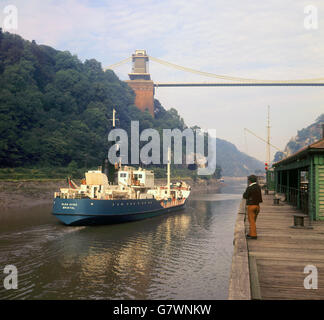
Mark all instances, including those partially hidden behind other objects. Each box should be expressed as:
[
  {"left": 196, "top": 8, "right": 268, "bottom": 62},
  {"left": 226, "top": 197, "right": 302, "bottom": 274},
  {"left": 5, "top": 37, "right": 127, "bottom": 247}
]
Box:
[
  {"left": 246, "top": 193, "right": 324, "bottom": 299},
  {"left": 154, "top": 82, "right": 324, "bottom": 87}
]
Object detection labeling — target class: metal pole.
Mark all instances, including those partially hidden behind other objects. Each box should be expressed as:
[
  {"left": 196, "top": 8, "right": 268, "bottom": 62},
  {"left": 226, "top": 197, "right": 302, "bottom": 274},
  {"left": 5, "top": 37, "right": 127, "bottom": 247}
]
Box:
[{"left": 267, "top": 106, "right": 271, "bottom": 167}]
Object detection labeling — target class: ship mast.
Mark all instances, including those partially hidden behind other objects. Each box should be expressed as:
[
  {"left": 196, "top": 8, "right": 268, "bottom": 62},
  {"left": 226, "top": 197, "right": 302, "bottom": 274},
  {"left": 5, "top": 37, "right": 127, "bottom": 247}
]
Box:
[
  {"left": 112, "top": 108, "right": 116, "bottom": 128},
  {"left": 167, "top": 147, "right": 171, "bottom": 197},
  {"left": 266, "top": 105, "right": 271, "bottom": 166},
  {"left": 109, "top": 108, "right": 120, "bottom": 169}
]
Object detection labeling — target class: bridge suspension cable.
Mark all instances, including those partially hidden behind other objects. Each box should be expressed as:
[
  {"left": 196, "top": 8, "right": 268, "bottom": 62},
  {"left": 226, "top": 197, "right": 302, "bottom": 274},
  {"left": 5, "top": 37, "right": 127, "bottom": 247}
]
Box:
[
  {"left": 148, "top": 56, "right": 324, "bottom": 84},
  {"left": 104, "top": 57, "right": 131, "bottom": 70},
  {"left": 104, "top": 54, "right": 324, "bottom": 84}
]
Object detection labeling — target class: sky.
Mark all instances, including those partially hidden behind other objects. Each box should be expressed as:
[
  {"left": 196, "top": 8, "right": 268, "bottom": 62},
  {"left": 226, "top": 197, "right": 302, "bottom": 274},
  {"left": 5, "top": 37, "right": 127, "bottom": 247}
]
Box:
[{"left": 1, "top": 0, "right": 324, "bottom": 162}]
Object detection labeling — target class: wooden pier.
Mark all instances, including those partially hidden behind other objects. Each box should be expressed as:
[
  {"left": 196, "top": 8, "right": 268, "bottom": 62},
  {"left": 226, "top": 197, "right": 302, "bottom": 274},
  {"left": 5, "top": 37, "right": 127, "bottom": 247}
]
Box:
[{"left": 229, "top": 192, "right": 324, "bottom": 300}]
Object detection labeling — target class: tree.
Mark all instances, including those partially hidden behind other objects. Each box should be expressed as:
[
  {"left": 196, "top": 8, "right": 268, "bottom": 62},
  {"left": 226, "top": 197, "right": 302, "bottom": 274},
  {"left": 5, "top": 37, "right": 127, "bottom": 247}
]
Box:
[{"left": 0, "top": 31, "right": 194, "bottom": 170}]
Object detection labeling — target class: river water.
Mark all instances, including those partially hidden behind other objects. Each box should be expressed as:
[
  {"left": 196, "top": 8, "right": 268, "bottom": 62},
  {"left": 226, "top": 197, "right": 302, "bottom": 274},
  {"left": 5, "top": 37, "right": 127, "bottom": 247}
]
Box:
[{"left": 0, "top": 180, "right": 245, "bottom": 300}]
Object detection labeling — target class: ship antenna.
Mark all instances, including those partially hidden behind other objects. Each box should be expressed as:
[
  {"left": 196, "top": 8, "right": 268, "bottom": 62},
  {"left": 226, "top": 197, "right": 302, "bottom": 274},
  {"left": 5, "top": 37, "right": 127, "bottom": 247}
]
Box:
[
  {"left": 167, "top": 147, "right": 171, "bottom": 198},
  {"left": 113, "top": 108, "right": 116, "bottom": 128},
  {"left": 108, "top": 108, "right": 119, "bottom": 128}
]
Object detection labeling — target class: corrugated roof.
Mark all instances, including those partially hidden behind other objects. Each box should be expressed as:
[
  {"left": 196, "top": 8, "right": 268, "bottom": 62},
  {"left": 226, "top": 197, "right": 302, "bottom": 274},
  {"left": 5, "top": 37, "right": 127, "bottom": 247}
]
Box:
[{"left": 310, "top": 138, "right": 324, "bottom": 149}]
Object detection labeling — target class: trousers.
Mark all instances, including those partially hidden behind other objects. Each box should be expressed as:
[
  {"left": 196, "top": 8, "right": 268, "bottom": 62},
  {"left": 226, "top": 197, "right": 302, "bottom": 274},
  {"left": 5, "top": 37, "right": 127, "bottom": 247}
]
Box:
[{"left": 247, "top": 205, "right": 260, "bottom": 237}]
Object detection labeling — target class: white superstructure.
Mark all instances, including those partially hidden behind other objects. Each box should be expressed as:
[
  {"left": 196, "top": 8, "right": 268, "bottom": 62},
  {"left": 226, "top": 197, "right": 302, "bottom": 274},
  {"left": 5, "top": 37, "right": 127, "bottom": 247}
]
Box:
[{"left": 55, "top": 166, "right": 191, "bottom": 204}]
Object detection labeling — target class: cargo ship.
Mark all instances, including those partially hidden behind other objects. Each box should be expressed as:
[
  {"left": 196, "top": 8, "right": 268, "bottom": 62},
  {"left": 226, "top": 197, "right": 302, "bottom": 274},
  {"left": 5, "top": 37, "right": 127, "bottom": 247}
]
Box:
[{"left": 52, "top": 152, "right": 191, "bottom": 226}]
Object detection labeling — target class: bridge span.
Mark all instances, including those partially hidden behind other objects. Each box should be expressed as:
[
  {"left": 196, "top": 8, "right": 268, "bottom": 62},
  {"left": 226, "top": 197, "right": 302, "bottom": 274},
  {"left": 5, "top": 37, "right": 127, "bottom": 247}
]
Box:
[
  {"left": 154, "top": 82, "right": 324, "bottom": 87},
  {"left": 107, "top": 50, "right": 324, "bottom": 116}
]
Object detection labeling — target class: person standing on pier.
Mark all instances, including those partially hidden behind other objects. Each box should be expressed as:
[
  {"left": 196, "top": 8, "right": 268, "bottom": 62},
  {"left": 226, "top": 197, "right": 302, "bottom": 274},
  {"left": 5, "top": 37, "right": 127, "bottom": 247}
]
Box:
[{"left": 243, "top": 175, "right": 263, "bottom": 239}]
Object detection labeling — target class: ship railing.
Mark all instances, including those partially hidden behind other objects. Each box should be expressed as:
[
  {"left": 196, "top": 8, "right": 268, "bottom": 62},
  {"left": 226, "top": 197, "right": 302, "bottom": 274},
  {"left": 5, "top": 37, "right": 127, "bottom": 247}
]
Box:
[
  {"left": 55, "top": 191, "right": 90, "bottom": 199},
  {"left": 160, "top": 198, "right": 185, "bottom": 208}
]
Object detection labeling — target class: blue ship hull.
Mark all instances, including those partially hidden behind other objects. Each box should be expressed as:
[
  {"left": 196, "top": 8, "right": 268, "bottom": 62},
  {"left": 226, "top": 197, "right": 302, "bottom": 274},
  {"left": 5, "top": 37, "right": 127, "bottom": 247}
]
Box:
[{"left": 52, "top": 198, "right": 186, "bottom": 225}]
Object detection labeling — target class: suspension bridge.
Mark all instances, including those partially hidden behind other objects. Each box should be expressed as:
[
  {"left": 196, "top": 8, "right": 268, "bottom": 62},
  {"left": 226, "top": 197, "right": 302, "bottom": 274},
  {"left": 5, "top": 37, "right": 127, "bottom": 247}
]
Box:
[{"left": 106, "top": 50, "right": 324, "bottom": 116}]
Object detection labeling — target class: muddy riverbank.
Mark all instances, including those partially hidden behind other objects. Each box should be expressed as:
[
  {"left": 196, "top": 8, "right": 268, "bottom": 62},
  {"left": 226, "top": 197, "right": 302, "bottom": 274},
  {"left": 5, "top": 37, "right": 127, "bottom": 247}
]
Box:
[{"left": 0, "top": 180, "right": 66, "bottom": 209}]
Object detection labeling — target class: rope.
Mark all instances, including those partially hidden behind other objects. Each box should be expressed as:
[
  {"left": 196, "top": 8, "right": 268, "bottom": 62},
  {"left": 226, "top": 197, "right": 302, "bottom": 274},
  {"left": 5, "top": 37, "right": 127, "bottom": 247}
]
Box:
[
  {"left": 244, "top": 128, "right": 284, "bottom": 153},
  {"left": 244, "top": 129, "right": 249, "bottom": 155}
]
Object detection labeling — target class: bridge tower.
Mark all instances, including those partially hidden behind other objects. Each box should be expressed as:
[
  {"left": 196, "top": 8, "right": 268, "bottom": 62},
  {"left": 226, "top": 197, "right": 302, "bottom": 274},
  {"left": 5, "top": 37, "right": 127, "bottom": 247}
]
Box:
[{"left": 125, "top": 50, "right": 155, "bottom": 117}]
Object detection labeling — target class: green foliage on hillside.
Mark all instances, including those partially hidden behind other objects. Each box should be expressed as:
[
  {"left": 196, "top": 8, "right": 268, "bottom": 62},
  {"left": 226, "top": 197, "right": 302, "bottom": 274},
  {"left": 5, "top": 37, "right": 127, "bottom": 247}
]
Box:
[
  {"left": 0, "top": 30, "right": 185, "bottom": 170},
  {"left": 0, "top": 30, "right": 266, "bottom": 178}
]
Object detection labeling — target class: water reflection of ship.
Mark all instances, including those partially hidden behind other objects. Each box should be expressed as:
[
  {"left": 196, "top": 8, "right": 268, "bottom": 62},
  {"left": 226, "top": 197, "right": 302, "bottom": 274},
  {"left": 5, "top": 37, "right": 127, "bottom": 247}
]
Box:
[
  {"left": 189, "top": 200, "right": 214, "bottom": 227},
  {"left": 74, "top": 199, "right": 225, "bottom": 298},
  {"left": 58, "top": 212, "right": 192, "bottom": 298}
]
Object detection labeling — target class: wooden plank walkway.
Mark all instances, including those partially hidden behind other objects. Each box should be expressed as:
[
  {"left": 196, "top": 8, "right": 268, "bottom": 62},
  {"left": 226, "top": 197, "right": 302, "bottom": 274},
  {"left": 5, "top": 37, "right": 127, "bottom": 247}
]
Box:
[
  {"left": 228, "top": 199, "right": 251, "bottom": 300},
  {"left": 246, "top": 192, "right": 324, "bottom": 299}
]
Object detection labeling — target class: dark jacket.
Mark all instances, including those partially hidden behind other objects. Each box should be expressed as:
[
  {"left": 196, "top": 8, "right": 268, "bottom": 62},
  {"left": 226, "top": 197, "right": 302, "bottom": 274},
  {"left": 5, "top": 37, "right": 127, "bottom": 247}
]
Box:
[{"left": 243, "top": 183, "right": 263, "bottom": 205}]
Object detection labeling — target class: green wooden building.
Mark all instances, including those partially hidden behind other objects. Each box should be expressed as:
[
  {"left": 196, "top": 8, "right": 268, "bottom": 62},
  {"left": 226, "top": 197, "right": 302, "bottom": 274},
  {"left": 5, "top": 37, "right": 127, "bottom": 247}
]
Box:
[
  {"left": 266, "top": 168, "right": 275, "bottom": 191},
  {"left": 272, "top": 138, "right": 324, "bottom": 221}
]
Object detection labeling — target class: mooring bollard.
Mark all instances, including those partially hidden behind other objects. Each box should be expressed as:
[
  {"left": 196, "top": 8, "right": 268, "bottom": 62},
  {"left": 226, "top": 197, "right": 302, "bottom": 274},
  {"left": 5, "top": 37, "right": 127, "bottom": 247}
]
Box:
[
  {"left": 294, "top": 214, "right": 305, "bottom": 227},
  {"left": 273, "top": 198, "right": 280, "bottom": 205}
]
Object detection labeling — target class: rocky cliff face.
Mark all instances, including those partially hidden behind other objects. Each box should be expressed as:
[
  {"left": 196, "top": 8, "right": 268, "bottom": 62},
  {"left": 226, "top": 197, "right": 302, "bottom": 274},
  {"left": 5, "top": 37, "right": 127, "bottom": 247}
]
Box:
[
  {"left": 274, "top": 114, "right": 324, "bottom": 162},
  {"left": 216, "top": 138, "right": 264, "bottom": 176}
]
